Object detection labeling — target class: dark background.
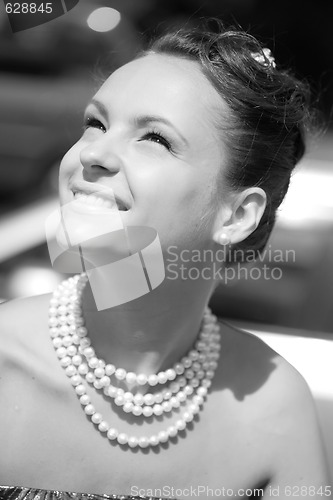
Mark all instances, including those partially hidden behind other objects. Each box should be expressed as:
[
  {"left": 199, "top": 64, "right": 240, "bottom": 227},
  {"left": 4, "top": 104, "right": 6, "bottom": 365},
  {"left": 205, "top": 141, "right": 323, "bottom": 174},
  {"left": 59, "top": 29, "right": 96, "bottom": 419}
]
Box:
[{"left": 0, "top": 0, "right": 332, "bottom": 333}]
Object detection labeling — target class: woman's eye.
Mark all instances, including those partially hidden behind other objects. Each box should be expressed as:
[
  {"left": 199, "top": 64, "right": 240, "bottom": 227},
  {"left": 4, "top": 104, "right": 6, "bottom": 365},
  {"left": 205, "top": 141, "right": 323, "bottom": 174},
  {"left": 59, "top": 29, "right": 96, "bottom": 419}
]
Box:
[
  {"left": 142, "top": 132, "right": 171, "bottom": 151},
  {"left": 83, "top": 117, "right": 105, "bottom": 132}
]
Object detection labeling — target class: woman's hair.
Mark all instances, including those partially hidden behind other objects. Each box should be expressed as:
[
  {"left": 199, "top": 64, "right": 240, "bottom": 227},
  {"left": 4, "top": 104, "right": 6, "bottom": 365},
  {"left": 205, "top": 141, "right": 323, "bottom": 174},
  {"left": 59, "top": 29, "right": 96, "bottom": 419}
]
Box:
[{"left": 140, "top": 20, "right": 313, "bottom": 261}]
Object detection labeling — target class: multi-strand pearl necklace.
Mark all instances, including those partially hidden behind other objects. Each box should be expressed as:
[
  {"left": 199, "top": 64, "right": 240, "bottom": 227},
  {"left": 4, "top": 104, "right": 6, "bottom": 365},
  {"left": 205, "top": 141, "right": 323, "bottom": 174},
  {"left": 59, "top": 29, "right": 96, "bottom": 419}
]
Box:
[{"left": 49, "top": 274, "right": 221, "bottom": 449}]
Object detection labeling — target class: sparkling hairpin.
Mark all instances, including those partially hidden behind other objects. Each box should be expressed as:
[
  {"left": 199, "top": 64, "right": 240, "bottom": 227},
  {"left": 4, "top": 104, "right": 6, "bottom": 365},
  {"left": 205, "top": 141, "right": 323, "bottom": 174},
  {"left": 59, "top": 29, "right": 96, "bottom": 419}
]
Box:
[{"left": 251, "top": 47, "right": 276, "bottom": 69}]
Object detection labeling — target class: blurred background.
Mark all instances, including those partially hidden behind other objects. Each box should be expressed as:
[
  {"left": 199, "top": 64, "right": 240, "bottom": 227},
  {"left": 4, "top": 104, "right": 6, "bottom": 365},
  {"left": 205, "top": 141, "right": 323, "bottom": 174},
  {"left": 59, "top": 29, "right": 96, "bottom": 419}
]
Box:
[{"left": 0, "top": 0, "right": 333, "bottom": 333}]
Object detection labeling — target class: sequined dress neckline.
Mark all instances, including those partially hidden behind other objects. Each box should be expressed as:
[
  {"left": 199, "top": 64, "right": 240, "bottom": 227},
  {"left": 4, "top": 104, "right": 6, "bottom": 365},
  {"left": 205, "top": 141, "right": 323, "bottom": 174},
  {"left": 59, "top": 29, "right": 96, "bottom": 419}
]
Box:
[{"left": 0, "top": 486, "right": 174, "bottom": 500}]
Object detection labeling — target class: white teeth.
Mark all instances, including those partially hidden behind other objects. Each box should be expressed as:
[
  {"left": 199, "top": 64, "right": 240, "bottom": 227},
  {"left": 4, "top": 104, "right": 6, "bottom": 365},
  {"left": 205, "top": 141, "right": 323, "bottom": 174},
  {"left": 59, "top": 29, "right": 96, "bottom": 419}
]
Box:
[{"left": 73, "top": 192, "right": 119, "bottom": 210}]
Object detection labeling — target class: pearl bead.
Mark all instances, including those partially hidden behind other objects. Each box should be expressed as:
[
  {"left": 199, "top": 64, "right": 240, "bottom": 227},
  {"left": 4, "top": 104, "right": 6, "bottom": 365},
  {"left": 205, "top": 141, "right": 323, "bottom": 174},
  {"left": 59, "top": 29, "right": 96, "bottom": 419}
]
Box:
[
  {"left": 56, "top": 347, "right": 67, "bottom": 359},
  {"left": 80, "top": 338, "right": 91, "bottom": 348},
  {"left": 79, "top": 395, "right": 90, "bottom": 406},
  {"left": 133, "top": 405, "right": 143, "bottom": 416},
  {"left": 178, "top": 377, "right": 186, "bottom": 388},
  {"left": 115, "top": 396, "right": 124, "bottom": 406},
  {"left": 115, "top": 368, "right": 126, "bottom": 380},
  {"left": 100, "top": 376, "right": 110, "bottom": 387},
  {"left": 50, "top": 327, "right": 59, "bottom": 338},
  {"left": 98, "top": 421, "right": 109, "bottom": 432},
  {"left": 147, "top": 374, "right": 158, "bottom": 386},
  {"left": 117, "top": 433, "right": 128, "bottom": 445},
  {"left": 177, "top": 391, "right": 186, "bottom": 403},
  {"left": 170, "top": 382, "right": 180, "bottom": 393},
  {"left": 174, "top": 363, "right": 185, "bottom": 375},
  {"left": 149, "top": 435, "right": 159, "bottom": 447},
  {"left": 157, "top": 372, "right": 167, "bottom": 384},
  {"left": 123, "top": 392, "right": 133, "bottom": 402},
  {"left": 77, "top": 326, "right": 87, "bottom": 337},
  {"left": 123, "top": 402, "right": 134, "bottom": 413},
  {"left": 133, "top": 394, "right": 144, "bottom": 406},
  {"left": 59, "top": 325, "right": 70, "bottom": 336},
  {"left": 154, "top": 392, "right": 163, "bottom": 404},
  {"left": 142, "top": 406, "right": 153, "bottom": 417},
  {"left": 65, "top": 365, "right": 77, "bottom": 377},
  {"left": 136, "top": 373, "right": 148, "bottom": 385},
  {"left": 128, "top": 436, "right": 139, "bottom": 448},
  {"left": 53, "top": 338, "right": 62, "bottom": 349},
  {"left": 182, "top": 357, "right": 192, "bottom": 369},
  {"left": 188, "top": 403, "right": 200, "bottom": 415},
  {"left": 167, "top": 425, "right": 178, "bottom": 438},
  {"left": 138, "top": 437, "right": 150, "bottom": 448},
  {"left": 84, "top": 404, "right": 95, "bottom": 415},
  {"left": 91, "top": 413, "right": 103, "bottom": 424},
  {"left": 185, "top": 369, "right": 194, "bottom": 379},
  {"left": 162, "top": 401, "right": 172, "bottom": 412},
  {"left": 184, "top": 386, "right": 194, "bottom": 396},
  {"left": 78, "top": 363, "right": 89, "bottom": 375},
  {"left": 197, "top": 387, "right": 208, "bottom": 397},
  {"left": 59, "top": 315, "right": 68, "bottom": 325},
  {"left": 158, "top": 431, "right": 168, "bottom": 443},
  {"left": 60, "top": 356, "right": 71, "bottom": 368},
  {"left": 153, "top": 404, "right": 163, "bottom": 416},
  {"left": 67, "top": 346, "right": 77, "bottom": 357},
  {"left": 183, "top": 411, "right": 194, "bottom": 423},
  {"left": 202, "top": 379, "right": 211, "bottom": 389},
  {"left": 166, "top": 368, "right": 176, "bottom": 380},
  {"left": 49, "top": 317, "right": 59, "bottom": 327},
  {"left": 88, "top": 357, "right": 99, "bottom": 369},
  {"left": 143, "top": 393, "right": 155, "bottom": 406},
  {"left": 107, "top": 428, "right": 118, "bottom": 440},
  {"left": 75, "top": 384, "right": 86, "bottom": 396},
  {"left": 106, "top": 386, "right": 117, "bottom": 398},
  {"left": 93, "top": 380, "right": 103, "bottom": 390},
  {"left": 105, "top": 364, "right": 115, "bottom": 376},
  {"left": 170, "top": 397, "right": 180, "bottom": 409},
  {"left": 189, "top": 378, "right": 199, "bottom": 388},
  {"left": 83, "top": 347, "right": 95, "bottom": 358},
  {"left": 189, "top": 350, "right": 199, "bottom": 361},
  {"left": 94, "top": 367, "right": 105, "bottom": 378},
  {"left": 85, "top": 372, "right": 95, "bottom": 384},
  {"left": 175, "top": 419, "right": 186, "bottom": 431},
  {"left": 125, "top": 372, "right": 136, "bottom": 384},
  {"left": 70, "top": 375, "right": 82, "bottom": 386},
  {"left": 193, "top": 395, "right": 204, "bottom": 406},
  {"left": 72, "top": 355, "right": 83, "bottom": 366}
]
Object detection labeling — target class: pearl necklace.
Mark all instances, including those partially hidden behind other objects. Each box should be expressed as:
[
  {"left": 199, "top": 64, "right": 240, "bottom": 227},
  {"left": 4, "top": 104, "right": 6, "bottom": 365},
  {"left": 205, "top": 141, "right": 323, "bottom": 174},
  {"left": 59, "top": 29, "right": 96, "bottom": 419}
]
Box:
[{"left": 49, "top": 274, "right": 221, "bottom": 448}]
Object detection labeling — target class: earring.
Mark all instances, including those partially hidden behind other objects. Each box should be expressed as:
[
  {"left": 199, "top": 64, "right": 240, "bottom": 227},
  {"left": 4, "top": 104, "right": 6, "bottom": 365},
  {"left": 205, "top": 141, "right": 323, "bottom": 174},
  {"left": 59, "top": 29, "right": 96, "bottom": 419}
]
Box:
[{"left": 213, "top": 232, "right": 230, "bottom": 246}]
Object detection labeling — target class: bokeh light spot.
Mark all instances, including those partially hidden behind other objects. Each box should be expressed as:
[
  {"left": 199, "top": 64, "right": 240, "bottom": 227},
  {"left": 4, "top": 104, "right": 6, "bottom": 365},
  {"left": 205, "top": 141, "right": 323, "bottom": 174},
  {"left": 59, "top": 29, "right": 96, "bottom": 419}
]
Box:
[{"left": 87, "top": 7, "right": 121, "bottom": 33}]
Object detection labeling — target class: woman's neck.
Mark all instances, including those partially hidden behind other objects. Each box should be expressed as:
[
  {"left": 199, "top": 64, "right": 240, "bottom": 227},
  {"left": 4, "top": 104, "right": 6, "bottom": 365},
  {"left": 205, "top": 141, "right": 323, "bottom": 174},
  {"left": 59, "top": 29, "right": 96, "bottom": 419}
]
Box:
[{"left": 81, "top": 274, "right": 215, "bottom": 376}]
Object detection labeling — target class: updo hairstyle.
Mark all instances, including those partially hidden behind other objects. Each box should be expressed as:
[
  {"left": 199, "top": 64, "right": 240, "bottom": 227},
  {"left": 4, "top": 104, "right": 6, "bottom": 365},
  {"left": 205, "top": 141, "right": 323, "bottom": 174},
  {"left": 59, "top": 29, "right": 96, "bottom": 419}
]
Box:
[{"left": 141, "top": 20, "right": 312, "bottom": 261}]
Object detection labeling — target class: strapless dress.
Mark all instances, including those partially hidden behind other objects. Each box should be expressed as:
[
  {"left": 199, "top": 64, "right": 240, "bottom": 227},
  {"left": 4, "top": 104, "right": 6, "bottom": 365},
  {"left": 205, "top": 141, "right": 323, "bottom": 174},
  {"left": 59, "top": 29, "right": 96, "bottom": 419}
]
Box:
[{"left": 0, "top": 486, "right": 173, "bottom": 500}]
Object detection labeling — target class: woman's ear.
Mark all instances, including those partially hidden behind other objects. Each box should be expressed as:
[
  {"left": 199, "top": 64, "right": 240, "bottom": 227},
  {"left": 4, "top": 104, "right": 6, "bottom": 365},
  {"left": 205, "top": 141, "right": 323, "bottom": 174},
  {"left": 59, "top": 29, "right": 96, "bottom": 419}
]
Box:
[{"left": 213, "top": 187, "right": 266, "bottom": 245}]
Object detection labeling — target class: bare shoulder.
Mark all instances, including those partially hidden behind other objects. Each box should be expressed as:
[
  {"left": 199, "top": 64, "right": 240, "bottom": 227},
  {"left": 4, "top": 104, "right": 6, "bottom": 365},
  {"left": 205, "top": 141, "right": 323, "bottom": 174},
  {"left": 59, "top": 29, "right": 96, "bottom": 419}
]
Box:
[
  {"left": 0, "top": 293, "right": 57, "bottom": 374},
  {"left": 214, "top": 320, "right": 330, "bottom": 493}
]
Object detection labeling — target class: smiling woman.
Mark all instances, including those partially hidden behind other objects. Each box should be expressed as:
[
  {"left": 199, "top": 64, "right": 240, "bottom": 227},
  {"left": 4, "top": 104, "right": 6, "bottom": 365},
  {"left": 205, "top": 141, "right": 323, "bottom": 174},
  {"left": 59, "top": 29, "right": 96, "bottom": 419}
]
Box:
[{"left": 0, "top": 19, "right": 330, "bottom": 500}]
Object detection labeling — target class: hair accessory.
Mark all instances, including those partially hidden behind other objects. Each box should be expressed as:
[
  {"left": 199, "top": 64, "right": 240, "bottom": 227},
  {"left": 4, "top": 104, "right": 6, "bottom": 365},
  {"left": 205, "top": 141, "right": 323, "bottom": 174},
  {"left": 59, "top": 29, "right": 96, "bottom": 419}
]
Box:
[
  {"left": 214, "top": 232, "right": 230, "bottom": 246},
  {"left": 251, "top": 47, "right": 276, "bottom": 69},
  {"left": 49, "top": 274, "right": 221, "bottom": 449}
]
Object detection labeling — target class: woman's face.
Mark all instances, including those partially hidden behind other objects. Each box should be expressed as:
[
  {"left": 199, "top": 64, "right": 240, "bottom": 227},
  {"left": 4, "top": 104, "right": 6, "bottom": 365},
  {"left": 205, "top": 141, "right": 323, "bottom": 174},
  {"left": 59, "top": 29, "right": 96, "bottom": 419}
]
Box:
[{"left": 59, "top": 54, "right": 229, "bottom": 252}]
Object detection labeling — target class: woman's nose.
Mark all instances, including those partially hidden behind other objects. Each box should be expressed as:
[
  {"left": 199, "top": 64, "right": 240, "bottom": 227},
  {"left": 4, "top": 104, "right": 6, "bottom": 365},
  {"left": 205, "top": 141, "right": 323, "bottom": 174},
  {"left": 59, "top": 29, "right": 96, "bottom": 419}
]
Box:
[{"left": 79, "top": 135, "right": 123, "bottom": 175}]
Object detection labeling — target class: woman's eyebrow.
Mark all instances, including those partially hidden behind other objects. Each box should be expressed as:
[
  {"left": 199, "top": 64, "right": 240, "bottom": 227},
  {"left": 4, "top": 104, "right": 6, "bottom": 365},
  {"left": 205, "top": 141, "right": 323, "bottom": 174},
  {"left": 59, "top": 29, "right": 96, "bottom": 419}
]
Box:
[
  {"left": 85, "top": 99, "right": 108, "bottom": 118},
  {"left": 133, "top": 115, "right": 189, "bottom": 146}
]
